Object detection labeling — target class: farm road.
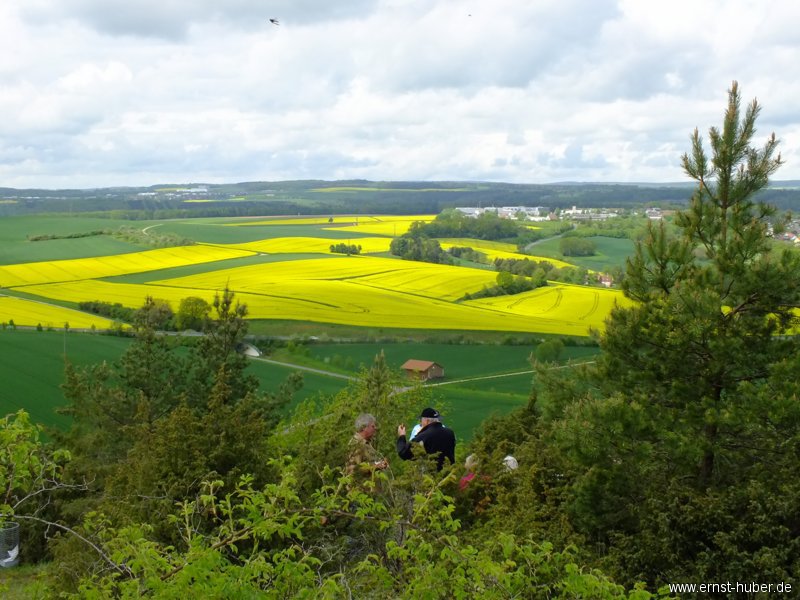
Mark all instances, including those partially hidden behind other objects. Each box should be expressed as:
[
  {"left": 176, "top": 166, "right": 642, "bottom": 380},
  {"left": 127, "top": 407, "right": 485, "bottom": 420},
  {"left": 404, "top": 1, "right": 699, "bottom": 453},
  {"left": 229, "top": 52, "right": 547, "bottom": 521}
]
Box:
[
  {"left": 249, "top": 356, "right": 356, "bottom": 380},
  {"left": 252, "top": 354, "right": 597, "bottom": 391},
  {"left": 397, "top": 361, "right": 596, "bottom": 393}
]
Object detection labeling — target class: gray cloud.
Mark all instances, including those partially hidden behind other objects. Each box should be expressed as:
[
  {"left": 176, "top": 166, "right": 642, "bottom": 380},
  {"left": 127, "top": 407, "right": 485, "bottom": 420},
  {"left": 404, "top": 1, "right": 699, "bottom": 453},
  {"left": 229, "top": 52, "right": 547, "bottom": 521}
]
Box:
[
  {"left": 2, "top": 0, "right": 799, "bottom": 188},
  {"left": 19, "top": 0, "right": 381, "bottom": 39}
]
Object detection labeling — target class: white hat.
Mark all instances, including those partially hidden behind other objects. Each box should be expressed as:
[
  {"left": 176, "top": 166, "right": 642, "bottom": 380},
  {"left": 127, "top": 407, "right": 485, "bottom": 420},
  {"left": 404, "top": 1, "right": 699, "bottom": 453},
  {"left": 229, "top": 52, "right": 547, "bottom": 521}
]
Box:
[{"left": 502, "top": 455, "right": 518, "bottom": 470}]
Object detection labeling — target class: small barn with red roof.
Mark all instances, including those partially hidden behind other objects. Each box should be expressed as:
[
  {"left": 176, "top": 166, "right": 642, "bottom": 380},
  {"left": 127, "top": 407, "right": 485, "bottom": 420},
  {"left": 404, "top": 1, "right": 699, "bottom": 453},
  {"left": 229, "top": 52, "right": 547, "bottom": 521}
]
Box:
[{"left": 401, "top": 359, "right": 444, "bottom": 381}]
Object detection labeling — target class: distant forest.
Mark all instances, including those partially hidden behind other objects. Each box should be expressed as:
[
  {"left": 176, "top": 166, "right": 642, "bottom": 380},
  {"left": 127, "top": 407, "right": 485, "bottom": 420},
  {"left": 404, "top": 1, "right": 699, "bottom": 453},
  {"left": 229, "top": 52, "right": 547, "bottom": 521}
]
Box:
[{"left": 3, "top": 179, "right": 800, "bottom": 219}]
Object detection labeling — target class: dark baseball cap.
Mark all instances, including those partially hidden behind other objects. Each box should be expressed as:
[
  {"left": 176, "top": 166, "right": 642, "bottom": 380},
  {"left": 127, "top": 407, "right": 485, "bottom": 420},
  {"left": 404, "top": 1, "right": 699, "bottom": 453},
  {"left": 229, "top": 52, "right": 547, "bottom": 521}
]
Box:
[{"left": 419, "top": 407, "right": 440, "bottom": 419}]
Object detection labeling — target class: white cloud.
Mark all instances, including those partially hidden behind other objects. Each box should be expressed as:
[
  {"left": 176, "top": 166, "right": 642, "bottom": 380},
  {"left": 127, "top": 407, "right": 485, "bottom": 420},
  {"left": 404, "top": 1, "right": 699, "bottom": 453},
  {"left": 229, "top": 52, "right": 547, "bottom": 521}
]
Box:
[{"left": 1, "top": 0, "right": 799, "bottom": 188}]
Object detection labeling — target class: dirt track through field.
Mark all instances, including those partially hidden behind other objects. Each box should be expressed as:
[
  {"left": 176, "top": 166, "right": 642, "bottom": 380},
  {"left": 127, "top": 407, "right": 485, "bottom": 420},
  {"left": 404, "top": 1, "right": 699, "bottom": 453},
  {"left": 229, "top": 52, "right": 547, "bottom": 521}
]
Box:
[{"left": 251, "top": 356, "right": 595, "bottom": 386}]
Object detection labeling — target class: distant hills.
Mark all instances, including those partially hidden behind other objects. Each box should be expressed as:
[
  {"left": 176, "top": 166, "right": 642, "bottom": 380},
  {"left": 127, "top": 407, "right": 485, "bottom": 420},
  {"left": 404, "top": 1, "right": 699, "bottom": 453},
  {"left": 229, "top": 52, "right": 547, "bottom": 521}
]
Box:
[{"left": 2, "top": 180, "right": 799, "bottom": 219}]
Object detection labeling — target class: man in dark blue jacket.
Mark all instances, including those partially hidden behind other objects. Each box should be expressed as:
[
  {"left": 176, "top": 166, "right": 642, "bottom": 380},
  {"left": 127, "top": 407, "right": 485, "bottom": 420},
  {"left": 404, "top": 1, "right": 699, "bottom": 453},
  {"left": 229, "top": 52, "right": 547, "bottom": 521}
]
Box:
[{"left": 396, "top": 407, "right": 456, "bottom": 471}]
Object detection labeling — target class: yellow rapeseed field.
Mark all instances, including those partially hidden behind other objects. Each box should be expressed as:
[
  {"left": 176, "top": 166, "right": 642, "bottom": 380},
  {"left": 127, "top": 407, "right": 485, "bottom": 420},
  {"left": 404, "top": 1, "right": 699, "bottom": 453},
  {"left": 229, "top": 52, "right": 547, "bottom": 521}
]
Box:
[
  {"left": 21, "top": 277, "right": 549, "bottom": 332},
  {"left": 0, "top": 245, "right": 256, "bottom": 288},
  {"left": 323, "top": 216, "right": 436, "bottom": 236},
  {"left": 464, "top": 283, "right": 632, "bottom": 328},
  {"left": 0, "top": 296, "right": 117, "bottom": 329},
  {"left": 227, "top": 237, "right": 393, "bottom": 254},
  {"left": 22, "top": 281, "right": 216, "bottom": 310},
  {"left": 439, "top": 238, "right": 576, "bottom": 269},
  {"left": 5, "top": 214, "right": 630, "bottom": 335},
  {"left": 20, "top": 256, "right": 613, "bottom": 335},
  {"left": 227, "top": 215, "right": 435, "bottom": 229},
  {"left": 153, "top": 256, "right": 494, "bottom": 299}
]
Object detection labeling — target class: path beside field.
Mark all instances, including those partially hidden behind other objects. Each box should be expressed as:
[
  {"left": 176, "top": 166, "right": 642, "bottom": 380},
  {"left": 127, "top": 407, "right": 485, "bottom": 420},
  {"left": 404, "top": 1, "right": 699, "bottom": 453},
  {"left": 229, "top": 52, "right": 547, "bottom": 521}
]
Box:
[
  {"left": 433, "top": 360, "right": 594, "bottom": 385},
  {"left": 252, "top": 355, "right": 598, "bottom": 395},
  {"left": 249, "top": 356, "right": 356, "bottom": 380}
]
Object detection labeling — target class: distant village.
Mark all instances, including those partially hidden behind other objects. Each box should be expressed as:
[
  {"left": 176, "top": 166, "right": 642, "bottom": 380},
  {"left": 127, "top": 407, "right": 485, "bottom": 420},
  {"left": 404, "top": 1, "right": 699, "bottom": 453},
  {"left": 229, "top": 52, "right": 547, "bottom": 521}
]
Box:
[
  {"left": 456, "top": 205, "right": 800, "bottom": 244},
  {"left": 130, "top": 190, "right": 800, "bottom": 244},
  {"left": 454, "top": 205, "right": 665, "bottom": 221}
]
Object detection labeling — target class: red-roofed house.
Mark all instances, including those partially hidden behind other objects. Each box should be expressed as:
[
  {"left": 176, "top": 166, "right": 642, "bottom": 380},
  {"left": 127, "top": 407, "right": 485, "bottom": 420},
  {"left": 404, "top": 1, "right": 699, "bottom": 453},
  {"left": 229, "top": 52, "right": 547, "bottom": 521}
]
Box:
[{"left": 401, "top": 359, "right": 444, "bottom": 381}]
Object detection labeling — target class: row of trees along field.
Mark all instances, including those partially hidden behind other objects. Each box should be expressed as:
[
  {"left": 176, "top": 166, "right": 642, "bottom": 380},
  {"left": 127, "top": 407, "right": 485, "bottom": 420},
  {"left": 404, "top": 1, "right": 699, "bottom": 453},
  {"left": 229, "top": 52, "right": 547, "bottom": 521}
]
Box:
[{"left": 2, "top": 82, "right": 800, "bottom": 596}]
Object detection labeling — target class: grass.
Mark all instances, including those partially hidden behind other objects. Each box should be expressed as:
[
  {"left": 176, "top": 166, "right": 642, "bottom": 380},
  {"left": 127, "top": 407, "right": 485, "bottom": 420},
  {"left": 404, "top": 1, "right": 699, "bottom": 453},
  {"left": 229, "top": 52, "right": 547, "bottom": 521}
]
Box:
[
  {"left": 0, "top": 330, "right": 350, "bottom": 432},
  {"left": 272, "top": 341, "right": 599, "bottom": 442},
  {"left": 306, "top": 342, "right": 538, "bottom": 378},
  {"left": 0, "top": 563, "right": 50, "bottom": 599},
  {"left": 154, "top": 221, "right": 371, "bottom": 244},
  {"left": 427, "top": 385, "right": 529, "bottom": 443},
  {"left": 246, "top": 318, "right": 576, "bottom": 344},
  {"left": 0, "top": 330, "right": 596, "bottom": 442},
  {"left": 0, "top": 330, "right": 133, "bottom": 429},
  {"left": 0, "top": 216, "right": 147, "bottom": 265},
  {"left": 527, "top": 236, "right": 635, "bottom": 272}
]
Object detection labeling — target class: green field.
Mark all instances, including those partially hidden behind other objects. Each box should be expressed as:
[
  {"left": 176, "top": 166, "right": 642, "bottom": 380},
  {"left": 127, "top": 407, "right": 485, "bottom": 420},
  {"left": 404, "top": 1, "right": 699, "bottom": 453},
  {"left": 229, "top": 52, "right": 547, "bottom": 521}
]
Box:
[
  {"left": 0, "top": 330, "right": 132, "bottom": 428},
  {"left": 0, "top": 331, "right": 596, "bottom": 441},
  {"left": 154, "top": 220, "right": 377, "bottom": 244},
  {"left": 528, "top": 236, "right": 634, "bottom": 272},
  {"left": 273, "top": 341, "right": 599, "bottom": 441},
  {"left": 0, "top": 216, "right": 148, "bottom": 265},
  {"left": 306, "top": 342, "right": 535, "bottom": 378},
  {"left": 0, "top": 330, "right": 350, "bottom": 432}
]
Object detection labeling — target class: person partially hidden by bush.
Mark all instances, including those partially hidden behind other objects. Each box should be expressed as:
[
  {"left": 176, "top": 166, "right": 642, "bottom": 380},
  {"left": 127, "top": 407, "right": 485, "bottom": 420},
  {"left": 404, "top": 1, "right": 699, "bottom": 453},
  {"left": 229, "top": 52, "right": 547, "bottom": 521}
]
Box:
[
  {"left": 396, "top": 407, "right": 456, "bottom": 471},
  {"left": 346, "top": 413, "right": 389, "bottom": 481}
]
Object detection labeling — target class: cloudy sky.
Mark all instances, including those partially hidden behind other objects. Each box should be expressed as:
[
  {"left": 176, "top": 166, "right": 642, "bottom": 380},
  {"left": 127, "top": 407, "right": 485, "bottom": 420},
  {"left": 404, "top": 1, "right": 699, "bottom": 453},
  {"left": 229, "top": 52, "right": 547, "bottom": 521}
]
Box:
[{"left": 1, "top": 0, "right": 799, "bottom": 189}]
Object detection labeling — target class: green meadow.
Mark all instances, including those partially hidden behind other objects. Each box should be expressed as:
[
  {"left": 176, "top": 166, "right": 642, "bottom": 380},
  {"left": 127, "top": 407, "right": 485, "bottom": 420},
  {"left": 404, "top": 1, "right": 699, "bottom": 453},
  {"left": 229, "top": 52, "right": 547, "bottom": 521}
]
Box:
[
  {"left": 0, "top": 330, "right": 349, "bottom": 432},
  {"left": 0, "top": 330, "right": 596, "bottom": 441},
  {"left": 529, "top": 236, "right": 634, "bottom": 271},
  {"left": 155, "top": 220, "right": 378, "bottom": 244},
  {"left": 0, "top": 216, "right": 146, "bottom": 265},
  {"left": 272, "top": 341, "right": 599, "bottom": 441}
]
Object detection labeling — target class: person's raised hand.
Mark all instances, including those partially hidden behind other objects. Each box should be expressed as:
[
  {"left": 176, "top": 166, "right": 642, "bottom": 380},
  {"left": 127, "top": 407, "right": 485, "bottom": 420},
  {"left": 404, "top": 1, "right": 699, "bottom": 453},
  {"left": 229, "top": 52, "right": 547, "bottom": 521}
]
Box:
[{"left": 397, "top": 424, "right": 406, "bottom": 437}]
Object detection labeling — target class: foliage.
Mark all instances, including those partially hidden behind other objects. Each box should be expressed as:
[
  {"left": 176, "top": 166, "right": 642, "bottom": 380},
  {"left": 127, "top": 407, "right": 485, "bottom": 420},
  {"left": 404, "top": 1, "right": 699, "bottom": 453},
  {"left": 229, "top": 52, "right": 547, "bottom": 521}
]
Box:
[
  {"left": 133, "top": 296, "right": 175, "bottom": 330},
  {"left": 329, "top": 242, "right": 362, "bottom": 255},
  {"left": 0, "top": 410, "right": 82, "bottom": 568},
  {"left": 78, "top": 300, "right": 137, "bottom": 323},
  {"left": 560, "top": 236, "right": 597, "bottom": 256},
  {"left": 425, "top": 209, "right": 532, "bottom": 242},
  {"left": 111, "top": 225, "right": 195, "bottom": 248},
  {"left": 534, "top": 338, "right": 564, "bottom": 363},
  {"left": 1, "top": 411, "right": 72, "bottom": 518},
  {"left": 528, "top": 81, "right": 800, "bottom": 588},
  {"left": 174, "top": 296, "right": 211, "bottom": 331},
  {"left": 446, "top": 245, "right": 486, "bottom": 263},
  {"left": 60, "top": 464, "right": 658, "bottom": 599},
  {"left": 49, "top": 289, "right": 301, "bottom": 592},
  {"left": 28, "top": 230, "right": 107, "bottom": 242},
  {"left": 390, "top": 234, "right": 453, "bottom": 264}
]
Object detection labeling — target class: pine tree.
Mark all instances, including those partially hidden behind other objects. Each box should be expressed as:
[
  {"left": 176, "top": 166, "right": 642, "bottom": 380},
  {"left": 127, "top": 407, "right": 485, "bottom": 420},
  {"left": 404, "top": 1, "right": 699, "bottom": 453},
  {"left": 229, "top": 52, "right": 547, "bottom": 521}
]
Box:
[
  {"left": 557, "top": 81, "right": 800, "bottom": 585},
  {"left": 600, "top": 80, "right": 800, "bottom": 486}
]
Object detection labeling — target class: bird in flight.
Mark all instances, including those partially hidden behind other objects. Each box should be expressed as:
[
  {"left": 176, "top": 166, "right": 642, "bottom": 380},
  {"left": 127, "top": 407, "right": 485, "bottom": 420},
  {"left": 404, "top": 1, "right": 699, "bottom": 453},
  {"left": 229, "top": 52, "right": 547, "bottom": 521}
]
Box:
[{"left": 269, "top": 18, "right": 279, "bottom": 26}]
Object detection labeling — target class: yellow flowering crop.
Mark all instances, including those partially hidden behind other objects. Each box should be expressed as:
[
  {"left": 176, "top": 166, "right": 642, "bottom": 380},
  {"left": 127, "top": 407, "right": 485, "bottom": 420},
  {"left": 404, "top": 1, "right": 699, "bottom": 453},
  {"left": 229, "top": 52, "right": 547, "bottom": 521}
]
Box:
[
  {"left": 0, "top": 245, "right": 256, "bottom": 288},
  {"left": 438, "top": 238, "right": 576, "bottom": 269},
  {"left": 21, "top": 256, "right": 612, "bottom": 335},
  {"left": 464, "top": 283, "right": 632, "bottom": 330},
  {"left": 227, "top": 215, "right": 435, "bottom": 228},
  {"left": 0, "top": 296, "right": 118, "bottom": 329},
  {"left": 227, "top": 237, "right": 393, "bottom": 254},
  {"left": 153, "top": 256, "right": 494, "bottom": 299},
  {"left": 323, "top": 216, "right": 436, "bottom": 236},
  {"left": 20, "top": 277, "right": 543, "bottom": 332}
]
